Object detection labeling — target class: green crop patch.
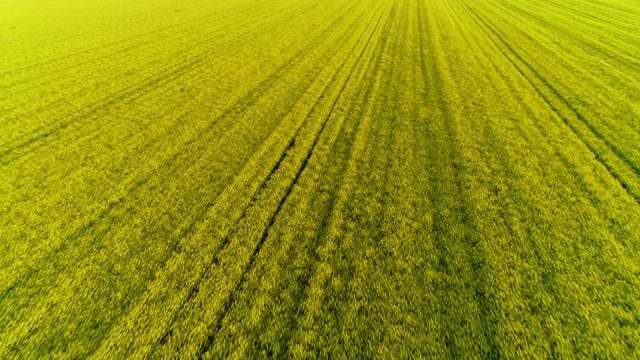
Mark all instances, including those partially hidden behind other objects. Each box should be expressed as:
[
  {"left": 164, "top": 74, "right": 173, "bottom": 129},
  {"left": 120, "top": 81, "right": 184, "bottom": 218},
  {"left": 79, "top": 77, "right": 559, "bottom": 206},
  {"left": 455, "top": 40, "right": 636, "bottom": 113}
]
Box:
[{"left": 1, "top": 0, "right": 639, "bottom": 357}]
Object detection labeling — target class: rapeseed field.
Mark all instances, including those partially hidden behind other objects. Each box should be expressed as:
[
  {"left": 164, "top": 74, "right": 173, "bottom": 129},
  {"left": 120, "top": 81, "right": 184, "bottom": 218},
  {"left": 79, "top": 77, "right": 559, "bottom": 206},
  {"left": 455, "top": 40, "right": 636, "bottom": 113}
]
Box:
[{"left": 1, "top": 0, "right": 639, "bottom": 357}]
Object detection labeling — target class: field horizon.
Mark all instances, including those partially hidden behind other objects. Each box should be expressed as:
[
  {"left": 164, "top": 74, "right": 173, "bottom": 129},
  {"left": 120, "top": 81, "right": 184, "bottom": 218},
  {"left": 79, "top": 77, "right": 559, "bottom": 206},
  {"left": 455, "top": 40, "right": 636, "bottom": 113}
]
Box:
[{"left": 2, "top": 0, "right": 640, "bottom": 357}]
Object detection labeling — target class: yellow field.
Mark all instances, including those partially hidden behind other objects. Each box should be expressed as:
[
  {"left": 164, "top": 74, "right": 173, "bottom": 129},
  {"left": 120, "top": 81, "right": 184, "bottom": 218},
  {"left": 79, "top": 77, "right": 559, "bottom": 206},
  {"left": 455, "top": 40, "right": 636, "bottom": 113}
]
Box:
[{"left": 1, "top": 0, "right": 640, "bottom": 357}]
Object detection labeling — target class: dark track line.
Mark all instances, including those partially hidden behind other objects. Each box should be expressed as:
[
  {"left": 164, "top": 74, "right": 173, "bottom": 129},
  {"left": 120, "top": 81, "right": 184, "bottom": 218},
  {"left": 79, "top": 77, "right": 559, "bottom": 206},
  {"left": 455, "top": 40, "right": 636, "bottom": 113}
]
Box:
[
  {"left": 418, "top": 1, "right": 502, "bottom": 357},
  {"left": 272, "top": 6, "right": 395, "bottom": 354},
  {"left": 460, "top": 1, "right": 640, "bottom": 205},
  {"left": 193, "top": 2, "right": 391, "bottom": 356},
  {"left": 0, "top": 0, "right": 275, "bottom": 78},
  {"left": 137, "top": 5, "right": 376, "bottom": 356},
  {"left": 0, "top": 0, "right": 321, "bottom": 164},
  {"left": 76, "top": 3, "right": 370, "bottom": 357},
  {"left": 462, "top": 0, "right": 634, "bottom": 235},
  {"left": 490, "top": 0, "right": 640, "bottom": 75},
  {"left": 0, "top": 2, "right": 365, "bottom": 351},
  {"left": 0, "top": 0, "right": 315, "bottom": 121}
]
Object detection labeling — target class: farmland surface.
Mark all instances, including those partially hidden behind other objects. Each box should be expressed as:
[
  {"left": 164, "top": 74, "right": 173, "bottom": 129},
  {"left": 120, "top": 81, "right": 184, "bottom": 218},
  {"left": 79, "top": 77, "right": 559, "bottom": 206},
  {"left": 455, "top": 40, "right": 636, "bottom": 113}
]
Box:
[{"left": 2, "top": 0, "right": 640, "bottom": 357}]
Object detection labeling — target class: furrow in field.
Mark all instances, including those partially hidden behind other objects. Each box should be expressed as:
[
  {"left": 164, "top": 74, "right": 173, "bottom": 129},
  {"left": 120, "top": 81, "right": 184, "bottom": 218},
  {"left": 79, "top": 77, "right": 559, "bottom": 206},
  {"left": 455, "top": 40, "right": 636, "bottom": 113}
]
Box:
[
  {"left": 282, "top": 2, "right": 412, "bottom": 357},
  {"left": 540, "top": 0, "right": 640, "bottom": 34},
  {"left": 194, "top": 43, "right": 366, "bottom": 355},
  {"left": 305, "top": 4, "right": 403, "bottom": 357},
  {"left": 536, "top": 0, "right": 640, "bottom": 79},
  {"left": 0, "top": 1, "right": 370, "bottom": 358},
  {"left": 477, "top": 0, "right": 640, "bottom": 120},
  {"left": 0, "top": 0, "right": 271, "bottom": 77},
  {"left": 195, "top": 1, "right": 395, "bottom": 357},
  {"left": 494, "top": 0, "right": 640, "bottom": 70},
  {"left": 484, "top": 4, "right": 640, "bottom": 140},
  {"left": 0, "top": 0, "right": 322, "bottom": 160},
  {"left": 0, "top": 1, "right": 288, "bottom": 123},
  {"left": 448, "top": 3, "right": 533, "bottom": 354},
  {"left": 311, "top": 1, "right": 440, "bottom": 356},
  {"left": 412, "top": 1, "right": 451, "bottom": 355},
  {"left": 454, "top": 0, "right": 640, "bottom": 240},
  {"left": 205, "top": 33, "right": 388, "bottom": 360},
  {"left": 2, "top": 0, "right": 640, "bottom": 357},
  {"left": 0, "top": 0, "right": 315, "bottom": 124},
  {"left": 441, "top": 1, "right": 640, "bottom": 356},
  {"left": 426, "top": 3, "right": 548, "bottom": 357},
  {"left": 433, "top": 0, "right": 640, "bottom": 356},
  {"left": 0, "top": 0, "right": 361, "bottom": 294},
  {"left": 84, "top": 4, "right": 384, "bottom": 359},
  {"left": 468, "top": 1, "right": 640, "bottom": 140},
  {"left": 459, "top": 1, "right": 640, "bottom": 203},
  {"left": 1, "top": 31, "right": 323, "bottom": 314},
  {"left": 472, "top": 0, "right": 640, "bottom": 128},
  {"left": 146, "top": 3, "right": 389, "bottom": 358},
  {"left": 585, "top": 0, "right": 640, "bottom": 16}
]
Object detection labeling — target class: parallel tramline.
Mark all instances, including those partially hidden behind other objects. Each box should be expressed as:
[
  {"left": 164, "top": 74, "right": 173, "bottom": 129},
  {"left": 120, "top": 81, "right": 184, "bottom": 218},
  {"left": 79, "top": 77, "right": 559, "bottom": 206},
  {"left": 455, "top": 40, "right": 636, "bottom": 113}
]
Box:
[{"left": 1, "top": 0, "right": 639, "bottom": 357}]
